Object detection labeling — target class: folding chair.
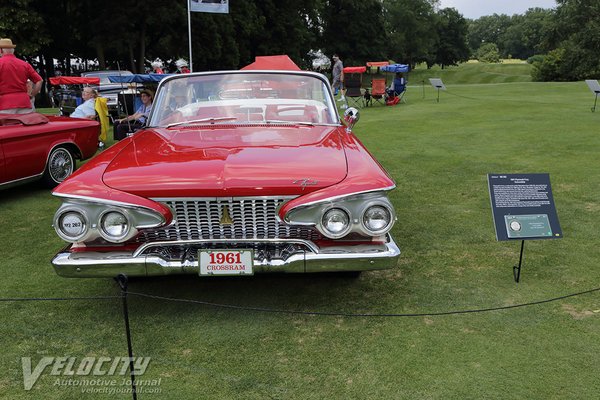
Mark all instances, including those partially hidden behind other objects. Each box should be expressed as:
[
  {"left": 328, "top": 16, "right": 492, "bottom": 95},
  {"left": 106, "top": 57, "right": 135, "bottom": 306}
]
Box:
[
  {"left": 344, "top": 73, "right": 364, "bottom": 108},
  {"left": 370, "top": 76, "right": 387, "bottom": 106}
]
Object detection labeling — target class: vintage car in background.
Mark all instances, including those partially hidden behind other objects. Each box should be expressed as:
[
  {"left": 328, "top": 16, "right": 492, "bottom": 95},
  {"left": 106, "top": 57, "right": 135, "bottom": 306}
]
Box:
[
  {"left": 51, "top": 66, "right": 400, "bottom": 278},
  {"left": 81, "top": 70, "right": 134, "bottom": 117},
  {"left": 0, "top": 113, "right": 100, "bottom": 189}
]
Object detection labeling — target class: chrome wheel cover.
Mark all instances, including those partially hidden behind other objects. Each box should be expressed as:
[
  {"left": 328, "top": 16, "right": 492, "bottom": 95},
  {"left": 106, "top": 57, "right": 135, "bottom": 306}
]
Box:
[{"left": 48, "top": 148, "right": 73, "bottom": 183}]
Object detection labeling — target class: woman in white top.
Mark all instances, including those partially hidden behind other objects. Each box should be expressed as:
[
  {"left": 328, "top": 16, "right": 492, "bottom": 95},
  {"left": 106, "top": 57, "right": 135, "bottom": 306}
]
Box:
[{"left": 70, "top": 87, "right": 97, "bottom": 119}]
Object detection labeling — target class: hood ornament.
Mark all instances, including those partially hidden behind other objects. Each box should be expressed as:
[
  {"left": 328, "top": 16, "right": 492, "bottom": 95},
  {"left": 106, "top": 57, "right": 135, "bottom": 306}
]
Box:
[
  {"left": 220, "top": 205, "right": 233, "bottom": 225},
  {"left": 293, "top": 178, "right": 319, "bottom": 190}
]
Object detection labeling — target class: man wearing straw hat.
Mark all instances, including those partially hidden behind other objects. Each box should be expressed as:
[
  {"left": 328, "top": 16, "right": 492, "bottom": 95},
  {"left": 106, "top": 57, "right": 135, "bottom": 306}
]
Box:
[{"left": 0, "top": 38, "right": 43, "bottom": 114}]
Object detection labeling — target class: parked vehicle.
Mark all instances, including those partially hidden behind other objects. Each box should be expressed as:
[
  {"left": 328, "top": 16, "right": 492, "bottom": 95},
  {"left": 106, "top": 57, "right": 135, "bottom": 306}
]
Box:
[
  {"left": 51, "top": 65, "right": 400, "bottom": 278},
  {"left": 80, "top": 70, "right": 134, "bottom": 117},
  {"left": 0, "top": 113, "right": 100, "bottom": 189}
]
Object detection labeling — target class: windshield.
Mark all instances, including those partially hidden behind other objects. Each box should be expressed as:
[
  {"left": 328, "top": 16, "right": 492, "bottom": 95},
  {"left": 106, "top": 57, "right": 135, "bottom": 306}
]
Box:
[{"left": 149, "top": 72, "right": 339, "bottom": 127}]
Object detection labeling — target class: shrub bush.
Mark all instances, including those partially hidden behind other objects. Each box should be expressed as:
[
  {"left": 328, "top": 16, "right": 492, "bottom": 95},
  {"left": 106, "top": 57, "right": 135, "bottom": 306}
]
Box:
[
  {"left": 476, "top": 43, "right": 501, "bottom": 63},
  {"left": 527, "top": 55, "right": 545, "bottom": 65}
]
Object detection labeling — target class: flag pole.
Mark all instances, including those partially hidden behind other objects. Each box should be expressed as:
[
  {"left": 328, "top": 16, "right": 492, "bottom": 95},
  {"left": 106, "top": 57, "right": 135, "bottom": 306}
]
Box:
[{"left": 187, "top": 0, "right": 193, "bottom": 72}]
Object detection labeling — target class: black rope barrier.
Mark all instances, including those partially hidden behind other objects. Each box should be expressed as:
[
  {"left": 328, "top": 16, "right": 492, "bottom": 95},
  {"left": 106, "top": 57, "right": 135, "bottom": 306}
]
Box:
[
  {"left": 127, "top": 285, "right": 600, "bottom": 318},
  {"left": 0, "top": 295, "right": 120, "bottom": 302},
  {"left": 1, "top": 286, "right": 600, "bottom": 318}
]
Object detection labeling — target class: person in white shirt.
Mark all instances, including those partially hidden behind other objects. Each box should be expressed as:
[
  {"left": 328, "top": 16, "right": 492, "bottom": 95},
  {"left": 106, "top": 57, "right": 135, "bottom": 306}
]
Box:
[{"left": 70, "top": 87, "right": 97, "bottom": 119}]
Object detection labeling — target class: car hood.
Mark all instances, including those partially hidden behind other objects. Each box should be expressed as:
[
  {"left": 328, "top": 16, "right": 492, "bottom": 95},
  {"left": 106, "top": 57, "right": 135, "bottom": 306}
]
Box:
[{"left": 102, "top": 125, "right": 348, "bottom": 197}]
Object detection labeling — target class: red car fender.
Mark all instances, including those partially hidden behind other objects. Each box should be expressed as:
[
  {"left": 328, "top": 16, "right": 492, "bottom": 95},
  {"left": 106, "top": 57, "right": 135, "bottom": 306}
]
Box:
[
  {"left": 279, "top": 131, "right": 395, "bottom": 220},
  {"left": 53, "top": 137, "right": 173, "bottom": 225}
]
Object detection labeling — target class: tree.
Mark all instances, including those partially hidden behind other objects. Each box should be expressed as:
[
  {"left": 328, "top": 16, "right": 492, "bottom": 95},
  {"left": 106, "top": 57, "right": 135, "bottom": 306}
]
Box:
[
  {"left": 383, "top": 0, "right": 437, "bottom": 68},
  {"left": 0, "top": 0, "right": 49, "bottom": 55},
  {"left": 467, "top": 14, "right": 512, "bottom": 57},
  {"left": 321, "top": 0, "right": 388, "bottom": 66},
  {"left": 476, "top": 43, "right": 500, "bottom": 63},
  {"left": 550, "top": 0, "right": 600, "bottom": 79},
  {"left": 433, "top": 7, "right": 469, "bottom": 68}
]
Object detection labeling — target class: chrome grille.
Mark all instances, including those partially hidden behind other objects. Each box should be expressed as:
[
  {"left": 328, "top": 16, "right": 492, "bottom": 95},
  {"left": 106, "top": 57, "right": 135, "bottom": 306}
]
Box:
[{"left": 135, "top": 197, "right": 321, "bottom": 243}]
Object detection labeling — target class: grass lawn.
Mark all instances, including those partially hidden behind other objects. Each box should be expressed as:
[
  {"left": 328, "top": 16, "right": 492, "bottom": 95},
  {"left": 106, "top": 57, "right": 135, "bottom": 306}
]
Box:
[{"left": 2, "top": 66, "right": 600, "bottom": 399}]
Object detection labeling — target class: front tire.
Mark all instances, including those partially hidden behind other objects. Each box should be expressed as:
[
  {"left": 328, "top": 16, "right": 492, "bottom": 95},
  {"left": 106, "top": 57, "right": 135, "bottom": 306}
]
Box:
[{"left": 43, "top": 147, "right": 75, "bottom": 187}]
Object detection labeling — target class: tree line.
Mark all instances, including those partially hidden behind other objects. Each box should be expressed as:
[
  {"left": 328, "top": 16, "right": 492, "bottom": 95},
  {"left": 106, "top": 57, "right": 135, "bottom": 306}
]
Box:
[{"left": 0, "top": 0, "right": 597, "bottom": 84}]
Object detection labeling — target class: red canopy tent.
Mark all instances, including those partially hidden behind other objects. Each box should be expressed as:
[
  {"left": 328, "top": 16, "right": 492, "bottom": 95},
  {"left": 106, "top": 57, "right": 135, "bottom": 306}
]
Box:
[
  {"left": 49, "top": 77, "right": 100, "bottom": 86},
  {"left": 343, "top": 66, "right": 367, "bottom": 74},
  {"left": 241, "top": 55, "right": 301, "bottom": 71}
]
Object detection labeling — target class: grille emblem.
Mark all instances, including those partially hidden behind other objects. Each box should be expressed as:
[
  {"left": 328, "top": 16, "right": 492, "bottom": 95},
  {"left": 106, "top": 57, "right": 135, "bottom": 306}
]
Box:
[{"left": 220, "top": 205, "right": 233, "bottom": 225}]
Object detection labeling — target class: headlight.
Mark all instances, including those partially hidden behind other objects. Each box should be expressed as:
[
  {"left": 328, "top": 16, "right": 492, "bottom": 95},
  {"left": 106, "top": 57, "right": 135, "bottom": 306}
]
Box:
[
  {"left": 100, "top": 211, "right": 130, "bottom": 241},
  {"left": 56, "top": 211, "right": 88, "bottom": 241},
  {"left": 321, "top": 208, "right": 350, "bottom": 238},
  {"left": 362, "top": 205, "right": 392, "bottom": 234}
]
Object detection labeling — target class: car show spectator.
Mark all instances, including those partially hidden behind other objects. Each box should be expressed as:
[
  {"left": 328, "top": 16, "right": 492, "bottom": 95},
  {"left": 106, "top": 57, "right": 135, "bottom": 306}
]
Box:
[
  {"left": 151, "top": 59, "right": 164, "bottom": 74},
  {"left": 331, "top": 54, "right": 344, "bottom": 100},
  {"left": 113, "top": 88, "right": 153, "bottom": 140},
  {"left": 69, "top": 86, "right": 98, "bottom": 119},
  {"left": 0, "top": 38, "right": 43, "bottom": 114},
  {"left": 176, "top": 59, "right": 190, "bottom": 73}
]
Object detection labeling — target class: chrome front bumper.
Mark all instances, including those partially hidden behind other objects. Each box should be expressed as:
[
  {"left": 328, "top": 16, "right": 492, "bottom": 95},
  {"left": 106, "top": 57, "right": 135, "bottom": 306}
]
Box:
[{"left": 51, "top": 236, "right": 401, "bottom": 278}]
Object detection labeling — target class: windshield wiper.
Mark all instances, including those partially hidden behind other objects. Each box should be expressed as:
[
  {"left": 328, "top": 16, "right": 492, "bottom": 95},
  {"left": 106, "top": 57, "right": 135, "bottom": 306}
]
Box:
[
  {"left": 166, "top": 117, "right": 238, "bottom": 128},
  {"left": 263, "top": 120, "right": 315, "bottom": 126}
]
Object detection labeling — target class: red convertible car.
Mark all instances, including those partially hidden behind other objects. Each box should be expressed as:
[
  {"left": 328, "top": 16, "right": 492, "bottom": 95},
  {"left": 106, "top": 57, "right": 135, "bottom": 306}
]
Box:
[
  {"left": 51, "top": 66, "right": 400, "bottom": 277},
  {"left": 0, "top": 113, "right": 99, "bottom": 189}
]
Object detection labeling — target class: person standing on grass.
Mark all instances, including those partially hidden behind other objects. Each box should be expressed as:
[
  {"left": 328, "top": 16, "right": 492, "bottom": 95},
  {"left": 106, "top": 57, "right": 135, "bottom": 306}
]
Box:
[
  {"left": 332, "top": 54, "right": 345, "bottom": 101},
  {"left": 0, "top": 38, "right": 43, "bottom": 114}
]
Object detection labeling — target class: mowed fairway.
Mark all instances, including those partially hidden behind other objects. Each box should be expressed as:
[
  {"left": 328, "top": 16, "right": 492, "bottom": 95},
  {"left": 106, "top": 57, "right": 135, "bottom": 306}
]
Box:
[{"left": 2, "top": 65, "right": 600, "bottom": 399}]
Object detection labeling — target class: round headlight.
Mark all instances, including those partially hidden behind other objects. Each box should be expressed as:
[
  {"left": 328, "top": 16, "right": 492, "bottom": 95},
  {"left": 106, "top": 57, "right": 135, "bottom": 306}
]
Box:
[
  {"left": 57, "top": 211, "right": 87, "bottom": 241},
  {"left": 321, "top": 208, "right": 350, "bottom": 238},
  {"left": 362, "top": 205, "right": 392, "bottom": 233},
  {"left": 100, "top": 211, "right": 130, "bottom": 241}
]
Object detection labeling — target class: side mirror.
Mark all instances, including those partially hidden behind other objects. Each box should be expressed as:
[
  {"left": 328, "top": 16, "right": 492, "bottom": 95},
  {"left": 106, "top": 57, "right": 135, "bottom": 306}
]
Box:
[{"left": 343, "top": 107, "right": 360, "bottom": 132}]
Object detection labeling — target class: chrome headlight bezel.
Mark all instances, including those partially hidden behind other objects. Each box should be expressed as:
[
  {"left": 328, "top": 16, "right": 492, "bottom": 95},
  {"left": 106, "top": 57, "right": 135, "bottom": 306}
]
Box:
[
  {"left": 361, "top": 204, "right": 394, "bottom": 235},
  {"left": 284, "top": 191, "right": 396, "bottom": 239},
  {"left": 99, "top": 210, "right": 131, "bottom": 242},
  {"left": 320, "top": 207, "right": 352, "bottom": 239},
  {"left": 53, "top": 198, "right": 165, "bottom": 244},
  {"left": 55, "top": 207, "right": 91, "bottom": 242}
]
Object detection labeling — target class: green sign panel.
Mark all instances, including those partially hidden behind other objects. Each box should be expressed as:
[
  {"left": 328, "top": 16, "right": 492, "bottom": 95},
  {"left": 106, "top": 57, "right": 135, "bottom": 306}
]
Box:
[{"left": 504, "top": 214, "right": 552, "bottom": 239}]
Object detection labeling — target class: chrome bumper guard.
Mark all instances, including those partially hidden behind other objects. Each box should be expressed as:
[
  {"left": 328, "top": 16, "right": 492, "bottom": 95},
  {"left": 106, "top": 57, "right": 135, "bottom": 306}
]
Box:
[{"left": 52, "top": 236, "right": 401, "bottom": 278}]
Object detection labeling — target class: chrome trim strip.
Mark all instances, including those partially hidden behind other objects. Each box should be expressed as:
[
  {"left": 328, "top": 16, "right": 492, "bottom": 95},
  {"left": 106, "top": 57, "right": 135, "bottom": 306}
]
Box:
[
  {"left": 0, "top": 173, "right": 43, "bottom": 187},
  {"left": 151, "top": 195, "right": 298, "bottom": 202},
  {"left": 133, "top": 238, "right": 320, "bottom": 257},
  {"left": 53, "top": 193, "right": 166, "bottom": 225},
  {"left": 284, "top": 186, "right": 397, "bottom": 212}
]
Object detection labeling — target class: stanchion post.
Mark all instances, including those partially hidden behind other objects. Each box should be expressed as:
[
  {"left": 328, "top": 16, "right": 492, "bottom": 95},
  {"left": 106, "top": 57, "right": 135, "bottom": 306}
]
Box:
[
  {"left": 117, "top": 274, "right": 137, "bottom": 400},
  {"left": 513, "top": 240, "right": 525, "bottom": 283}
]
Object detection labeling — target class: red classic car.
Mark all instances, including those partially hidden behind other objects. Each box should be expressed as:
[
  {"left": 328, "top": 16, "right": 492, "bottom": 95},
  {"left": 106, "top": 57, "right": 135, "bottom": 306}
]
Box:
[
  {"left": 0, "top": 113, "right": 100, "bottom": 188},
  {"left": 51, "top": 67, "right": 400, "bottom": 277}
]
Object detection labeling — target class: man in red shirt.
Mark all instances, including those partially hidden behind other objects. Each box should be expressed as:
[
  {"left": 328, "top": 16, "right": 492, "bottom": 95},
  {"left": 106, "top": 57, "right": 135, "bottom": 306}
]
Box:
[{"left": 0, "top": 38, "right": 43, "bottom": 114}]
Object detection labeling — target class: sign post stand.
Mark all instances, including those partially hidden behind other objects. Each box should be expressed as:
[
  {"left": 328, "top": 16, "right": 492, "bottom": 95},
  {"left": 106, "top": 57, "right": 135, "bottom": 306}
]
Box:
[
  {"left": 488, "top": 173, "right": 563, "bottom": 282},
  {"left": 585, "top": 80, "right": 600, "bottom": 112},
  {"left": 428, "top": 78, "right": 446, "bottom": 103}
]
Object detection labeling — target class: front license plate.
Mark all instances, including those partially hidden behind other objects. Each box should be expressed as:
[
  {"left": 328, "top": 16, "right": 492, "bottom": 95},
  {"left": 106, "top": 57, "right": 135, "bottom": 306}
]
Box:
[{"left": 199, "top": 250, "right": 254, "bottom": 276}]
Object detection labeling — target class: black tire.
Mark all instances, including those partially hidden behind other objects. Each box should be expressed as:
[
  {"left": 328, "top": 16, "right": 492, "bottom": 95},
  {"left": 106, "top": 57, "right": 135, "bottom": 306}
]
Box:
[{"left": 42, "top": 146, "right": 75, "bottom": 187}]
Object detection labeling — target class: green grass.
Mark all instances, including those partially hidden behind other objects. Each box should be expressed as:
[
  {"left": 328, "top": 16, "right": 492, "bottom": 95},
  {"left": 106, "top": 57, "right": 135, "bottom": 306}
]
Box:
[
  {"left": 408, "top": 62, "right": 533, "bottom": 85},
  {"left": 2, "top": 68, "right": 600, "bottom": 399}
]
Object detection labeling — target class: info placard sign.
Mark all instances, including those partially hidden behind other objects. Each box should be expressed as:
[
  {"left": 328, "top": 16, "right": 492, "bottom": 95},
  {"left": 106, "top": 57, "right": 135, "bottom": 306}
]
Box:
[{"left": 488, "top": 173, "right": 562, "bottom": 241}]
